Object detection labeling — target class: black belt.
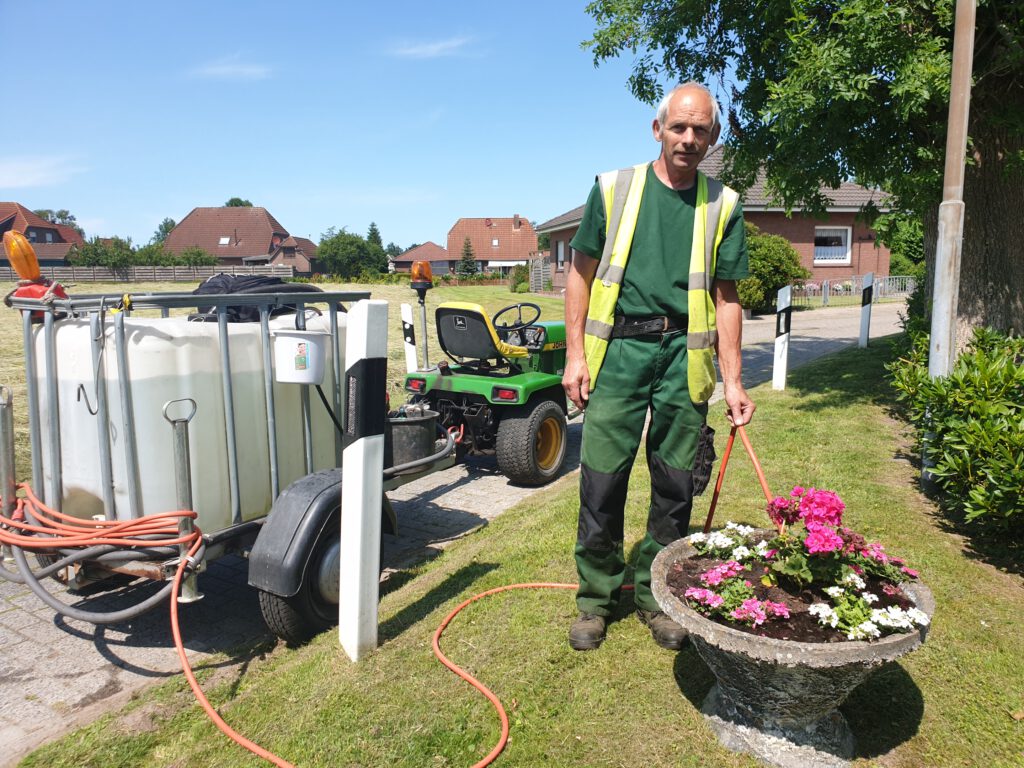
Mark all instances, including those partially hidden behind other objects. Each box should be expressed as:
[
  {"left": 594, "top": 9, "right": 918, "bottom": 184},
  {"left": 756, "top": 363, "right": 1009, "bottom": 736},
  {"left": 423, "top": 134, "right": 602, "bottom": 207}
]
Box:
[{"left": 610, "top": 315, "right": 688, "bottom": 338}]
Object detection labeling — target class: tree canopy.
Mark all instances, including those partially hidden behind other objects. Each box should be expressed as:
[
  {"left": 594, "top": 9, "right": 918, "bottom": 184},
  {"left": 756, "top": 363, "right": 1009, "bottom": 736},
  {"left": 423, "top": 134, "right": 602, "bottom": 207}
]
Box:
[
  {"left": 224, "top": 197, "right": 253, "bottom": 207},
  {"left": 585, "top": 0, "right": 1024, "bottom": 338},
  {"left": 33, "top": 208, "right": 84, "bottom": 236},
  {"left": 317, "top": 227, "right": 387, "bottom": 279},
  {"left": 151, "top": 217, "right": 176, "bottom": 244}
]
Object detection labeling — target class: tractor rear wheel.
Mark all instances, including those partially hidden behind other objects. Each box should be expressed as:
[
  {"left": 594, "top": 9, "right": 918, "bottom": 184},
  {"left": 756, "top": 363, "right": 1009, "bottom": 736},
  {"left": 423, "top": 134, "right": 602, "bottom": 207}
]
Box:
[{"left": 496, "top": 399, "right": 566, "bottom": 486}]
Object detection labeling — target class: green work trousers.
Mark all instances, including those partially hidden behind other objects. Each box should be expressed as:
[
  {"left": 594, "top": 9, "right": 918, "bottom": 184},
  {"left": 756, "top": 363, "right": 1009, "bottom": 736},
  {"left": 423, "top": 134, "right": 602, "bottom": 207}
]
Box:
[{"left": 575, "top": 331, "right": 706, "bottom": 616}]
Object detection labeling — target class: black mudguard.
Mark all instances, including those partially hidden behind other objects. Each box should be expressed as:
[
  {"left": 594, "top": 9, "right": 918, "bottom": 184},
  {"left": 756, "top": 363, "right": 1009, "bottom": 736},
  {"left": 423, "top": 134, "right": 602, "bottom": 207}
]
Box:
[{"left": 247, "top": 468, "right": 397, "bottom": 598}]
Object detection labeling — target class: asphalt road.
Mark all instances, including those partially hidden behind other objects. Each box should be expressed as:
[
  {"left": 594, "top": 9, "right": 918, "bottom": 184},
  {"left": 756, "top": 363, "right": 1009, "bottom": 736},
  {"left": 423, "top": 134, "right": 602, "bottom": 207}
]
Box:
[{"left": 0, "top": 301, "right": 904, "bottom": 765}]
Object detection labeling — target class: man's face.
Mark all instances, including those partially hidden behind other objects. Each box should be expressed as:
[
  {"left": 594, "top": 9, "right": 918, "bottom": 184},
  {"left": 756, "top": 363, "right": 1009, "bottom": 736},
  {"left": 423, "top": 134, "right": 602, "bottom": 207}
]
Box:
[{"left": 653, "top": 88, "right": 720, "bottom": 178}]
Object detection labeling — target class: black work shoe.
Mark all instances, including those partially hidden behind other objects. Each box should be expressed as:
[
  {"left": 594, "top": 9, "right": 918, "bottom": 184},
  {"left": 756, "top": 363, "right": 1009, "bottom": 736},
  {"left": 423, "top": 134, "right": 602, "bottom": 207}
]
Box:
[
  {"left": 569, "top": 613, "right": 607, "bottom": 651},
  {"left": 637, "top": 609, "right": 688, "bottom": 650}
]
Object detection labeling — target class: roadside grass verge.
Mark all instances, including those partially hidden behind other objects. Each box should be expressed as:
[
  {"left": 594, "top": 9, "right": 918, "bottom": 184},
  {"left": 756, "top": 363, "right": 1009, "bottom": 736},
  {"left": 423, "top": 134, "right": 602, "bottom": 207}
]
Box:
[{"left": 19, "top": 337, "right": 1024, "bottom": 767}]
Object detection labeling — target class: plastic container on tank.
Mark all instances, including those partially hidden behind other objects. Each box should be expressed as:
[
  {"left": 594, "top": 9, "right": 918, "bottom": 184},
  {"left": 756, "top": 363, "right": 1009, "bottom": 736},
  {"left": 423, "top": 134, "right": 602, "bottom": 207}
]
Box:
[{"left": 31, "top": 311, "right": 347, "bottom": 533}]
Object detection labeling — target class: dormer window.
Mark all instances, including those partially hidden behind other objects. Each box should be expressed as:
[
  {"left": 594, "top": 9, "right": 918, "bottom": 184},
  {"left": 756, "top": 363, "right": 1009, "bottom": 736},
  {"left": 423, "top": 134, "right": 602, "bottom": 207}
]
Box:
[
  {"left": 491, "top": 238, "right": 499, "bottom": 247},
  {"left": 219, "top": 236, "right": 231, "bottom": 246}
]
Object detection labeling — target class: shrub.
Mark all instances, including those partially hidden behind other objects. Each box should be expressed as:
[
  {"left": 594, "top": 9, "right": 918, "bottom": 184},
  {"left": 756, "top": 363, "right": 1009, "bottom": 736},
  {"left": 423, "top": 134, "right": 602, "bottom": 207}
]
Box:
[
  {"left": 737, "top": 223, "right": 811, "bottom": 313},
  {"left": 514, "top": 283, "right": 530, "bottom": 294},
  {"left": 887, "top": 326, "right": 1024, "bottom": 534},
  {"left": 509, "top": 264, "right": 530, "bottom": 293}
]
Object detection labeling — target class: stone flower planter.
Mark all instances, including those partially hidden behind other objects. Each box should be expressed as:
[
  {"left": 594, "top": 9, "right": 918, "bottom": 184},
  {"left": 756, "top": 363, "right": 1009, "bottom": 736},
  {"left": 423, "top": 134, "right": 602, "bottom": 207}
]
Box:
[{"left": 652, "top": 537, "right": 935, "bottom": 768}]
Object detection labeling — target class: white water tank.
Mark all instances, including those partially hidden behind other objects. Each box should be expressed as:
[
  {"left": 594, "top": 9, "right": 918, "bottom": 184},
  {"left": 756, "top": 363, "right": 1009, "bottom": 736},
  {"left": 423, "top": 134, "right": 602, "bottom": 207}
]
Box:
[{"left": 32, "top": 312, "right": 346, "bottom": 533}]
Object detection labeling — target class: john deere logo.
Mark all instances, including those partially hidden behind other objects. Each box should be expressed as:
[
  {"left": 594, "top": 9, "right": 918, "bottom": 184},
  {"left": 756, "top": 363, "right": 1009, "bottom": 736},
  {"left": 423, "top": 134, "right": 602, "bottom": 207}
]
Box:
[{"left": 454, "top": 316, "right": 467, "bottom": 330}]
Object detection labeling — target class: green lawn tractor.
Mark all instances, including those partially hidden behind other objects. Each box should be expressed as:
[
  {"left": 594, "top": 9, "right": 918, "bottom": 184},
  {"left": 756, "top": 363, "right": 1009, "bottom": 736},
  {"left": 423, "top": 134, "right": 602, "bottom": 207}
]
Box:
[{"left": 402, "top": 301, "right": 570, "bottom": 486}]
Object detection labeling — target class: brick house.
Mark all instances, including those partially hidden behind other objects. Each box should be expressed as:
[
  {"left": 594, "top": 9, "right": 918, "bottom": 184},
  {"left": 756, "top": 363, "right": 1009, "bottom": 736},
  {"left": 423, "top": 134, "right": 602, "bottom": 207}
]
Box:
[
  {"left": 534, "top": 145, "right": 891, "bottom": 289},
  {"left": 0, "top": 203, "right": 85, "bottom": 266},
  {"left": 446, "top": 215, "right": 540, "bottom": 275},
  {"left": 391, "top": 241, "right": 451, "bottom": 274},
  {"left": 164, "top": 207, "right": 317, "bottom": 273}
]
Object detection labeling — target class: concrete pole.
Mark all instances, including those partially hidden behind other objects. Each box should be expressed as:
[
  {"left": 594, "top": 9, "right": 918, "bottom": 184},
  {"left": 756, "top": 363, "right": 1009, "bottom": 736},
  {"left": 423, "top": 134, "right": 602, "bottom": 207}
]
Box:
[
  {"left": 928, "top": 0, "right": 976, "bottom": 379},
  {"left": 339, "top": 300, "right": 388, "bottom": 661}
]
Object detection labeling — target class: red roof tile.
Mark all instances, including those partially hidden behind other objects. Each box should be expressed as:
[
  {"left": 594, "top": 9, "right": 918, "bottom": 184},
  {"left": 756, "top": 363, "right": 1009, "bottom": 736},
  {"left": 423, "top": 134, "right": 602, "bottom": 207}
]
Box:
[
  {"left": 396, "top": 241, "right": 449, "bottom": 263},
  {"left": 447, "top": 216, "right": 537, "bottom": 262},
  {"left": 164, "top": 206, "right": 290, "bottom": 258}
]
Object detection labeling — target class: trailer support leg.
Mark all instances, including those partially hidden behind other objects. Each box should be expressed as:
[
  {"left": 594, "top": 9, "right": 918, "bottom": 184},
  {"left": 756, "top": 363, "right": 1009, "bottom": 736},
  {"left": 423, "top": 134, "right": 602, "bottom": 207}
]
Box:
[{"left": 339, "top": 300, "right": 388, "bottom": 662}]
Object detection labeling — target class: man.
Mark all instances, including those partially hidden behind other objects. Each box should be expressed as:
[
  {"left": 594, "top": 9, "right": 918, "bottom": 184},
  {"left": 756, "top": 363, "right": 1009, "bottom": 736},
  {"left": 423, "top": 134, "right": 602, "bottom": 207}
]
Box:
[{"left": 562, "top": 82, "right": 755, "bottom": 651}]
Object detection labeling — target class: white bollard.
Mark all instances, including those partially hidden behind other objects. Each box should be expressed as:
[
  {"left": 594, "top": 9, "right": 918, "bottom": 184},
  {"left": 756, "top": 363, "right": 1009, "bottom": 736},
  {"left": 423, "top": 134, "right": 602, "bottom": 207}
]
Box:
[
  {"left": 773, "top": 285, "right": 792, "bottom": 391},
  {"left": 859, "top": 272, "right": 874, "bottom": 348},
  {"left": 400, "top": 303, "right": 418, "bottom": 373},
  {"left": 339, "top": 299, "right": 388, "bottom": 661}
]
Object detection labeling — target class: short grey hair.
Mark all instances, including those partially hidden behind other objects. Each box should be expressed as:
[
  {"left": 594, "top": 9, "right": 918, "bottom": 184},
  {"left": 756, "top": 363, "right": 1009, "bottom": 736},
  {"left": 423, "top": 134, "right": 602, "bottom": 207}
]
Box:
[{"left": 655, "top": 82, "right": 721, "bottom": 131}]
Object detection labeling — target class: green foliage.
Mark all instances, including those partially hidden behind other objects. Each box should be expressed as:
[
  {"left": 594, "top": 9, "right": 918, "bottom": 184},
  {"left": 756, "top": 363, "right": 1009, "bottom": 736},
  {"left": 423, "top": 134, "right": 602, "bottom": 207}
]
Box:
[
  {"left": 384, "top": 242, "right": 402, "bottom": 258},
  {"left": 133, "top": 243, "right": 177, "bottom": 266},
  {"left": 508, "top": 263, "right": 530, "bottom": 293},
  {"left": 224, "top": 197, "right": 253, "bottom": 207},
  {"left": 888, "top": 327, "right": 1024, "bottom": 533},
  {"left": 737, "top": 222, "right": 810, "bottom": 312},
  {"left": 366, "top": 222, "right": 383, "bottom": 249},
  {"left": 457, "top": 236, "right": 478, "bottom": 276},
  {"left": 317, "top": 228, "right": 387, "bottom": 279},
  {"left": 876, "top": 213, "right": 925, "bottom": 279},
  {"left": 70, "top": 236, "right": 135, "bottom": 269},
  {"left": 584, "top": 1, "right": 1020, "bottom": 218},
  {"left": 513, "top": 282, "right": 531, "bottom": 294},
  {"left": 151, "top": 217, "right": 176, "bottom": 244},
  {"left": 177, "top": 246, "right": 217, "bottom": 266}
]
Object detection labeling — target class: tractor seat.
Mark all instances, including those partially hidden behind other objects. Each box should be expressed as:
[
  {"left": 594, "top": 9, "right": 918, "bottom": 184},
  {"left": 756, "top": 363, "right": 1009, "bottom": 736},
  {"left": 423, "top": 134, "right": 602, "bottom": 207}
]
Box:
[{"left": 435, "top": 302, "right": 529, "bottom": 366}]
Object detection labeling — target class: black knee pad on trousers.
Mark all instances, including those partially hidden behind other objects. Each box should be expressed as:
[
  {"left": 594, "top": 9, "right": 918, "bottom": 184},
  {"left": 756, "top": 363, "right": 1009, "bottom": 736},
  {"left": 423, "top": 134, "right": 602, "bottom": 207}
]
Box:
[
  {"left": 648, "top": 452, "right": 695, "bottom": 545},
  {"left": 577, "top": 463, "right": 630, "bottom": 550}
]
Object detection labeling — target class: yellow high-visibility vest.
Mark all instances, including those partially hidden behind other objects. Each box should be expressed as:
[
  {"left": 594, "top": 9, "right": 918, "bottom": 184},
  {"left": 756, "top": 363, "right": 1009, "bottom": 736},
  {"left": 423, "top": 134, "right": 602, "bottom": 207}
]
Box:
[{"left": 583, "top": 163, "right": 739, "bottom": 403}]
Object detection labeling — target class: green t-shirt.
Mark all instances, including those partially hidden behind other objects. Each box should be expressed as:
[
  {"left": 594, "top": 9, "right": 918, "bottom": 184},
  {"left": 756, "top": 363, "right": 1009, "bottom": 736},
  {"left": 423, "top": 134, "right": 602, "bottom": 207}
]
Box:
[{"left": 569, "top": 164, "right": 749, "bottom": 317}]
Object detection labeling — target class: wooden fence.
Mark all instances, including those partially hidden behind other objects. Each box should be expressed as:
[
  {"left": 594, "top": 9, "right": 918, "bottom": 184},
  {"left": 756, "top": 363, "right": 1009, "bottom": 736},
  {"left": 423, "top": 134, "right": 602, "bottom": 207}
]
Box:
[{"left": 3, "top": 264, "right": 294, "bottom": 283}]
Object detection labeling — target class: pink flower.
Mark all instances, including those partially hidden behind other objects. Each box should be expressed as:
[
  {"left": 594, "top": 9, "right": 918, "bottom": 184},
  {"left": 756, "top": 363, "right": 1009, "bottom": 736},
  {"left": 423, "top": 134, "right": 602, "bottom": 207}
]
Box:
[
  {"left": 731, "top": 598, "right": 769, "bottom": 626},
  {"left": 685, "top": 587, "right": 724, "bottom": 608},
  {"left": 764, "top": 549, "right": 778, "bottom": 559},
  {"left": 767, "top": 496, "right": 800, "bottom": 526},
  {"left": 804, "top": 522, "right": 845, "bottom": 555},
  {"left": 882, "top": 583, "right": 901, "bottom": 596},
  {"left": 901, "top": 566, "right": 919, "bottom": 579},
  {"left": 798, "top": 488, "right": 846, "bottom": 527},
  {"left": 764, "top": 601, "right": 790, "bottom": 619},
  {"left": 791, "top": 486, "right": 805, "bottom": 497},
  {"left": 700, "top": 561, "right": 744, "bottom": 587},
  {"left": 862, "top": 541, "right": 889, "bottom": 564}
]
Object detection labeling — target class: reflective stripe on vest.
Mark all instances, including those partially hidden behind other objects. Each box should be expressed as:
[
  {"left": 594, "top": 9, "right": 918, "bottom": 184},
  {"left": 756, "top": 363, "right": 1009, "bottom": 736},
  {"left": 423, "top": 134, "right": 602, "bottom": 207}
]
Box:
[{"left": 583, "top": 163, "right": 739, "bottom": 403}]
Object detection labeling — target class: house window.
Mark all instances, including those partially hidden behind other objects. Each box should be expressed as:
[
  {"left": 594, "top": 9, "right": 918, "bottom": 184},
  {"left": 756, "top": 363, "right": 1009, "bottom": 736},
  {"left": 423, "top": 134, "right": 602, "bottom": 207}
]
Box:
[
  {"left": 814, "top": 227, "right": 851, "bottom": 265},
  {"left": 219, "top": 236, "right": 231, "bottom": 246},
  {"left": 491, "top": 238, "right": 499, "bottom": 247},
  {"left": 556, "top": 240, "right": 565, "bottom": 271},
  {"left": 45, "top": 232, "right": 53, "bottom": 243},
  {"left": 27, "top": 231, "right": 36, "bottom": 242}
]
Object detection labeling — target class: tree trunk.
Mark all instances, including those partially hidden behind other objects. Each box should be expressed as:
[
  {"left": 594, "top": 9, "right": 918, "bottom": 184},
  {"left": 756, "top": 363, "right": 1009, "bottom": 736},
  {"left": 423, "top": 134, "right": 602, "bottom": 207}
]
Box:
[{"left": 955, "top": 125, "right": 1024, "bottom": 349}]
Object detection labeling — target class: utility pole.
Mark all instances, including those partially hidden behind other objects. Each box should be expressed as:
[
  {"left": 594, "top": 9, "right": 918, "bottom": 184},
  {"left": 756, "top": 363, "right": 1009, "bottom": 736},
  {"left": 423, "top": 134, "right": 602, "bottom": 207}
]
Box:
[{"left": 927, "top": 0, "right": 976, "bottom": 379}]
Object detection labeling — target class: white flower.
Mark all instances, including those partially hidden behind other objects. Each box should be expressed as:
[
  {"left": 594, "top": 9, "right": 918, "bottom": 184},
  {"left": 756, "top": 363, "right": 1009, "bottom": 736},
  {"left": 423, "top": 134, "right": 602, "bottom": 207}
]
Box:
[
  {"left": 841, "top": 572, "right": 866, "bottom": 590},
  {"left": 731, "top": 545, "right": 752, "bottom": 561},
  {"left": 706, "top": 531, "right": 736, "bottom": 550},
  {"left": 808, "top": 603, "right": 839, "bottom": 628},
  {"left": 906, "top": 607, "right": 931, "bottom": 626},
  {"left": 847, "top": 621, "right": 881, "bottom": 641},
  {"left": 824, "top": 586, "right": 846, "bottom": 598},
  {"left": 862, "top": 592, "right": 879, "bottom": 604},
  {"left": 871, "top": 606, "right": 915, "bottom": 630},
  {"left": 687, "top": 532, "right": 707, "bottom": 545},
  {"left": 725, "top": 521, "right": 755, "bottom": 537},
  {"left": 755, "top": 540, "right": 771, "bottom": 556}
]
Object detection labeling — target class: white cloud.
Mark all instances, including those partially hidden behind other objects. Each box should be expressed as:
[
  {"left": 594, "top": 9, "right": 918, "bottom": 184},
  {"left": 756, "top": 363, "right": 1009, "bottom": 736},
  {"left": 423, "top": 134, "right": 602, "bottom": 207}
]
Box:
[
  {"left": 190, "top": 55, "right": 271, "bottom": 81},
  {"left": 388, "top": 36, "right": 472, "bottom": 59},
  {"left": 0, "top": 156, "right": 86, "bottom": 188}
]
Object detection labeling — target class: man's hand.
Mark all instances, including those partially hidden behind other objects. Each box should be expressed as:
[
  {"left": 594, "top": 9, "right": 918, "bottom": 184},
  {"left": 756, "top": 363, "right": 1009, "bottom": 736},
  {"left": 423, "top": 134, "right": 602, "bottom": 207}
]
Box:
[
  {"left": 562, "top": 356, "right": 590, "bottom": 411},
  {"left": 723, "top": 382, "right": 755, "bottom": 427}
]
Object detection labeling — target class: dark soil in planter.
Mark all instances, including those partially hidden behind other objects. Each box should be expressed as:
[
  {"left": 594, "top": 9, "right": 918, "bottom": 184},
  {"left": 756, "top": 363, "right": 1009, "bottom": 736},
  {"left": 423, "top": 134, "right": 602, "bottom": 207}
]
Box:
[{"left": 664, "top": 554, "right": 919, "bottom": 643}]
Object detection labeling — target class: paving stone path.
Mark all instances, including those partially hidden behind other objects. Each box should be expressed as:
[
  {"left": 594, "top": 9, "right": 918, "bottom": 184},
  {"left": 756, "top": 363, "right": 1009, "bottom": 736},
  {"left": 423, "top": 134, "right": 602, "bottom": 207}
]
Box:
[{"left": 0, "top": 301, "right": 903, "bottom": 765}]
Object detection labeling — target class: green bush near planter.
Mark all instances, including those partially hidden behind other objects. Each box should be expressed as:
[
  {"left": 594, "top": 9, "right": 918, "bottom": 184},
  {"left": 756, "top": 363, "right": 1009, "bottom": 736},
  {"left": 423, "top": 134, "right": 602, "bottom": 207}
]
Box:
[{"left": 737, "top": 223, "right": 810, "bottom": 313}]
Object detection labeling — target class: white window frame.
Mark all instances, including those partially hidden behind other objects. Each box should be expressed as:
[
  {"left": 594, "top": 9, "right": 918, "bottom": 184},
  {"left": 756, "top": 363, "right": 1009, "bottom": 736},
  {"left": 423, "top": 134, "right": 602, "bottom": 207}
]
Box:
[
  {"left": 813, "top": 226, "right": 852, "bottom": 265},
  {"left": 556, "top": 240, "right": 565, "bottom": 271},
  {"left": 219, "top": 236, "right": 231, "bottom": 246},
  {"left": 491, "top": 238, "right": 499, "bottom": 247}
]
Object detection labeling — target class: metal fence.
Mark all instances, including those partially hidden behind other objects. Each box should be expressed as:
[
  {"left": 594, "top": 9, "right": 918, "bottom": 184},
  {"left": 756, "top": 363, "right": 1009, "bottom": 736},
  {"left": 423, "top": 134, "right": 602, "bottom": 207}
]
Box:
[
  {"left": 2, "top": 264, "right": 294, "bottom": 283},
  {"left": 789, "top": 275, "right": 916, "bottom": 308}
]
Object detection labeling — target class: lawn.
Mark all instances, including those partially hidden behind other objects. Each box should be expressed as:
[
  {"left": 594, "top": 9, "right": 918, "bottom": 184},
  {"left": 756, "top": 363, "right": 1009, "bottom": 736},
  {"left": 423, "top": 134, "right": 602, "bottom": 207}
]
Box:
[{"left": 17, "top": 335, "right": 1024, "bottom": 767}]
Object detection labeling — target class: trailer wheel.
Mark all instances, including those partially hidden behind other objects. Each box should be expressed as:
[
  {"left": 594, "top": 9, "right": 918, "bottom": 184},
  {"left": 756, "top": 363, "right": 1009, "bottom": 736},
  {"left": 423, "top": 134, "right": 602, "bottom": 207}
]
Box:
[
  {"left": 258, "top": 514, "right": 340, "bottom": 645},
  {"left": 496, "top": 399, "right": 567, "bottom": 486}
]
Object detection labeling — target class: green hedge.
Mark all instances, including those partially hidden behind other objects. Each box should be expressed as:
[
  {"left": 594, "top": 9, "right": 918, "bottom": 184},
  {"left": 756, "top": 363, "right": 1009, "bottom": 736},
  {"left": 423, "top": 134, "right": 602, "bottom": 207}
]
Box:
[{"left": 888, "top": 323, "right": 1024, "bottom": 535}]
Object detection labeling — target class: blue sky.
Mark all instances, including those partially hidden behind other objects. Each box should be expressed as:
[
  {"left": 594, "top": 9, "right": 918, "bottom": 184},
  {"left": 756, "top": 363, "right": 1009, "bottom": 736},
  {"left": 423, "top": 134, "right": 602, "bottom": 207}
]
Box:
[{"left": 2, "top": 1, "right": 679, "bottom": 250}]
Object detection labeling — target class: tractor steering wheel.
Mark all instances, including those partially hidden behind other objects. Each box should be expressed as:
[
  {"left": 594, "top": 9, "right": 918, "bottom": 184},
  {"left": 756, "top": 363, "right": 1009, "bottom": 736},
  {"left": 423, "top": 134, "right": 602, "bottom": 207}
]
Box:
[{"left": 492, "top": 302, "right": 541, "bottom": 332}]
